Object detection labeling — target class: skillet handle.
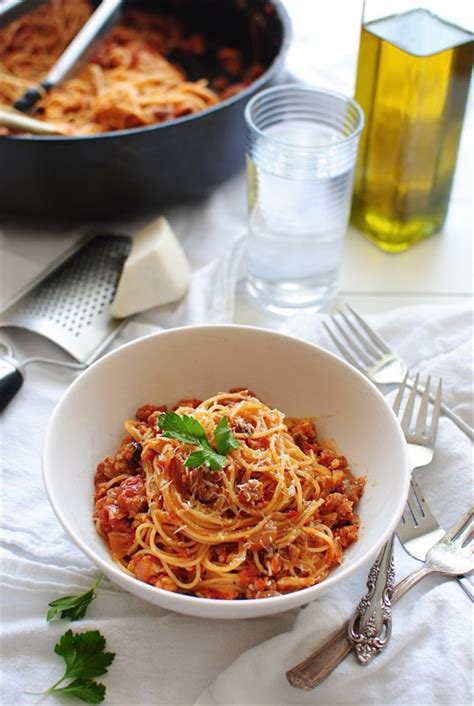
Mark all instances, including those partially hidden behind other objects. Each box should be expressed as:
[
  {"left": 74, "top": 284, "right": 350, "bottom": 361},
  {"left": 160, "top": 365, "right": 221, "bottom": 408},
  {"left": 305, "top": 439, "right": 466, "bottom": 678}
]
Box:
[{"left": 0, "top": 357, "right": 24, "bottom": 411}]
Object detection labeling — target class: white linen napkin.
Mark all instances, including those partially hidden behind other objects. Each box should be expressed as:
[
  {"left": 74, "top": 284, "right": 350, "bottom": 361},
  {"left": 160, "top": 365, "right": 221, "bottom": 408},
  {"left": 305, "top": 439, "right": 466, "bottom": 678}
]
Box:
[
  {"left": 196, "top": 303, "right": 473, "bottom": 706},
  {"left": 0, "top": 230, "right": 257, "bottom": 706},
  {"left": 2, "top": 305, "right": 472, "bottom": 706}
]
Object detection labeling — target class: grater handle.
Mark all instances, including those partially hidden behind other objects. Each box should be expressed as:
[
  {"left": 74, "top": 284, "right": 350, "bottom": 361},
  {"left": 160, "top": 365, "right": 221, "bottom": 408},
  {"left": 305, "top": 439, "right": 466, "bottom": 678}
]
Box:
[{"left": 0, "top": 357, "right": 24, "bottom": 411}]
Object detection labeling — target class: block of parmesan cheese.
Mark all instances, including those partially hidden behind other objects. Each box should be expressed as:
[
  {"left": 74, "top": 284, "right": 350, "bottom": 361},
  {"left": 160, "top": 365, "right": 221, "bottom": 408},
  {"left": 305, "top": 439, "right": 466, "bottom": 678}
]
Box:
[{"left": 110, "top": 216, "right": 191, "bottom": 319}]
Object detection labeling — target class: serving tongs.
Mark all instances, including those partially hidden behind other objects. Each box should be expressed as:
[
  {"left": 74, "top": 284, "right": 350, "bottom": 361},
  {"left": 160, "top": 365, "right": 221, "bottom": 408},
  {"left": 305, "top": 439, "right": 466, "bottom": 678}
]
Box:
[{"left": 12, "top": 0, "right": 123, "bottom": 112}]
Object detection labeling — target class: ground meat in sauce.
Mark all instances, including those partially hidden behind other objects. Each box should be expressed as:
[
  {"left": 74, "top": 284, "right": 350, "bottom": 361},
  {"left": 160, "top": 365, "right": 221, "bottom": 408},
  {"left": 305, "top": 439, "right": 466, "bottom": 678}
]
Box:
[
  {"left": 136, "top": 404, "right": 167, "bottom": 422},
  {"left": 173, "top": 398, "right": 202, "bottom": 410},
  {"left": 287, "top": 417, "right": 318, "bottom": 451},
  {"left": 237, "top": 478, "right": 265, "bottom": 507},
  {"left": 167, "top": 456, "right": 221, "bottom": 503}
]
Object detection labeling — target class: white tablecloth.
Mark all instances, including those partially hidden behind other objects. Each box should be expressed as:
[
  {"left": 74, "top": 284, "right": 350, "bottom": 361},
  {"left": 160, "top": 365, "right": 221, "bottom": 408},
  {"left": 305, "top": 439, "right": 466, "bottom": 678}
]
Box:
[{"left": 2, "top": 303, "right": 473, "bottom": 706}]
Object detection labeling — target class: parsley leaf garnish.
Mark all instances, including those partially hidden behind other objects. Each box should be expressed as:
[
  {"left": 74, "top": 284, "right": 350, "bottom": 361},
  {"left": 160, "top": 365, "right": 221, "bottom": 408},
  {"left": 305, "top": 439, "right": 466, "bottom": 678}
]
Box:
[
  {"left": 26, "top": 629, "right": 115, "bottom": 703},
  {"left": 47, "top": 575, "right": 103, "bottom": 622},
  {"left": 54, "top": 629, "right": 114, "bottom": 679},
  {"left": 158, "top": 411, "right": 208, "bottom": 446},
  {"left": 52, "top": 679, "right": 105, "bottom": 704},
  {"left": 214, "top": 416, "right": 241, "bottom": 455},
  {"left": 185, "top": 448, "right": 225, "bottom": 470},
  {"left": 159, "top": 412, "right": 240, "bottom": 470}
]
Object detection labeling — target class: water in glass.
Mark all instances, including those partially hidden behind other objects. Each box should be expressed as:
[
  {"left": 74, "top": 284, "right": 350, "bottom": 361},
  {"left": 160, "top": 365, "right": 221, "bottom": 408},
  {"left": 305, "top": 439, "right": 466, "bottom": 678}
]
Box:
[{"left": 247, "top": 121, "right": 355, "bottom": 311}]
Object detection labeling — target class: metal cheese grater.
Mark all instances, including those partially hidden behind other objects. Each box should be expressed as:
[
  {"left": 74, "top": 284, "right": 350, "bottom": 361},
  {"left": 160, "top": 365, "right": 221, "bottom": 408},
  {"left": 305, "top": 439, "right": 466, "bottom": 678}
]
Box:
[{"left": 0, "top": 233, "right": 132, "bottom": 409}]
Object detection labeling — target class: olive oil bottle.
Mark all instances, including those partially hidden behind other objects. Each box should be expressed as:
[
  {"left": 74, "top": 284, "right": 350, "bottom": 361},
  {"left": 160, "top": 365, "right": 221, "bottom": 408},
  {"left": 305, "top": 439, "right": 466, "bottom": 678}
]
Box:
[{"left": 351, "top": 9, "right": 473, "bottom": 252}]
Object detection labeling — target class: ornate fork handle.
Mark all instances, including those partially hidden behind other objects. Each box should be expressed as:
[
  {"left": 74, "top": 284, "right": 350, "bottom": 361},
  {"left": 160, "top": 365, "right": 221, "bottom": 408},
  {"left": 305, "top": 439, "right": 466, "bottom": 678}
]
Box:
[
  {"left": 286, "top": 563, "right": 435, "bottom": 690},
  {"left": 347, "top": 534, "right": 395, "bottom": 664}
]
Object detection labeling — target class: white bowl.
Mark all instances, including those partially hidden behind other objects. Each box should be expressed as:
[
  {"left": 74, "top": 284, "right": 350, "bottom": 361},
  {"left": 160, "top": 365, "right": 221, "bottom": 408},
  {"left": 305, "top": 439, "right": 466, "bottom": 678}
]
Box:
[{"left": 43, "top": 325, "right": 409, "bottom": 619}]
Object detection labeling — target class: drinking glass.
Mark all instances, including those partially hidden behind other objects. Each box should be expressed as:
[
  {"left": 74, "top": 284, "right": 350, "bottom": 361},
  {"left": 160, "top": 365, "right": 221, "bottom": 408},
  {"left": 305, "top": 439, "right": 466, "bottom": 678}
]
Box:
[
  {"left": 244, "top": 84, "right": 363, "bottom": 313},
  {"left": 351, "top": 1, "right": 473, "bottom": 252}
]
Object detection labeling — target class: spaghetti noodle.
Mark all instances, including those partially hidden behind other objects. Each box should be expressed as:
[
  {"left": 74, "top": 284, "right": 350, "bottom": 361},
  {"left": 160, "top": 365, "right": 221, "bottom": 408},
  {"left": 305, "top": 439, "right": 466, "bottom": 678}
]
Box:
[
  {"left": 0, "top": 0, "right": 265, "bottom": 134},
  {"left": 93, "top": 390, "right": 365, "bottom": 599}
]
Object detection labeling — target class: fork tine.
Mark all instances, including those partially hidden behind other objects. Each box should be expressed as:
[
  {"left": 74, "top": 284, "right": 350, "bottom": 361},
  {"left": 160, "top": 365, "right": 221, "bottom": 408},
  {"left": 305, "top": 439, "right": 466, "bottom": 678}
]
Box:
[
  {"left": 322, "top": 322, "right": 364, "bottom": 372},
  {"left": 426, "top": 379, "right": 442, "bottom": 446},
  {"left": 330, "top": 317, "right": 374, "bottom": 366},
  {"left": 405, "top": 478, "right": 425, "bottom": 526},
  {"left": 441, "top": 507, "right": 474, "bottom": 542},
  {"left": 345, "top": 303, "right": 391, "bottom": 355},
  {"left": 339, "top": 311, "right": 380, "bottom": 359},
  {"left": 392, "top": 372, "right": 409, "bottom": 416},
  {"left": 454, "top": 520, "right": 473, "bottom": 548},
  {"left": 415, "top": 376, "right": 431, "bottom": 435},
  {"left": 404, "top": 497, "right": 418, "bottom": 527},
  {"left": 400, "top": 373, "right": 420, "bottom": 433}
]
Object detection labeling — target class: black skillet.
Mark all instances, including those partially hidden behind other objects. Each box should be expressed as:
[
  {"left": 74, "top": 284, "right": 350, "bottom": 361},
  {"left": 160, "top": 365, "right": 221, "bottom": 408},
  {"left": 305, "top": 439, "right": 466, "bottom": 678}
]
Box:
[{"left": 0, "top": 0, "right": 291, "bottom": 221}]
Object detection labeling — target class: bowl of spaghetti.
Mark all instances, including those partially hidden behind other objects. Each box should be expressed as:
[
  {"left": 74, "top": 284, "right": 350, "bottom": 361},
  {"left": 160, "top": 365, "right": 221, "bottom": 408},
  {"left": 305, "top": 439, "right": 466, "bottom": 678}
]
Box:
[
  {"left": 43, "top": 325, "right": 410, "bottom": 619},
  {"left": 0, "top": 0, "right": 290, "bottom": 219}
]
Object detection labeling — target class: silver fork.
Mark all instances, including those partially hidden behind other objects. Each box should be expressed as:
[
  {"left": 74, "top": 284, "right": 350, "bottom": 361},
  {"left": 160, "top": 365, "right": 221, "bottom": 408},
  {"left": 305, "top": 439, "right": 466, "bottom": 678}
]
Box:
[
  {"left": 398, "top": 480, "right": 473, "bottom": 601},
  {"left": 346, "top": 373, "right": 441, "bottom": 664},
  {"left": 323, "top": 303, "right": 473, "bottom": 441},
  {"left": 287, "top": 506, "right": 474, "bottom": 690}
]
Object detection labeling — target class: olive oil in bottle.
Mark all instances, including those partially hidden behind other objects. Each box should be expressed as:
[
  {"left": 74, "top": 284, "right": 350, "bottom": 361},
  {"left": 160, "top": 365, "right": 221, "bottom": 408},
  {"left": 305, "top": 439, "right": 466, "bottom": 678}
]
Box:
[{"left": 351, "top": 9, "right": 473, "bottom": 252}]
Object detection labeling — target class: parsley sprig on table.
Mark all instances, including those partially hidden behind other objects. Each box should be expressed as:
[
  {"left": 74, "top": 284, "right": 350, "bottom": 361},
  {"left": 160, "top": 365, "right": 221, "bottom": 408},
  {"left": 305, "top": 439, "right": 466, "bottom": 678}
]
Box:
[
  {"left": 27, "top": 629, "right": 115, "bottom": 704},
  {"left": 159, "top": 412, "right": 240, "bottom": 470},
  {"left": 47, "top": 575, "right": 103, "bottom": 622}
]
